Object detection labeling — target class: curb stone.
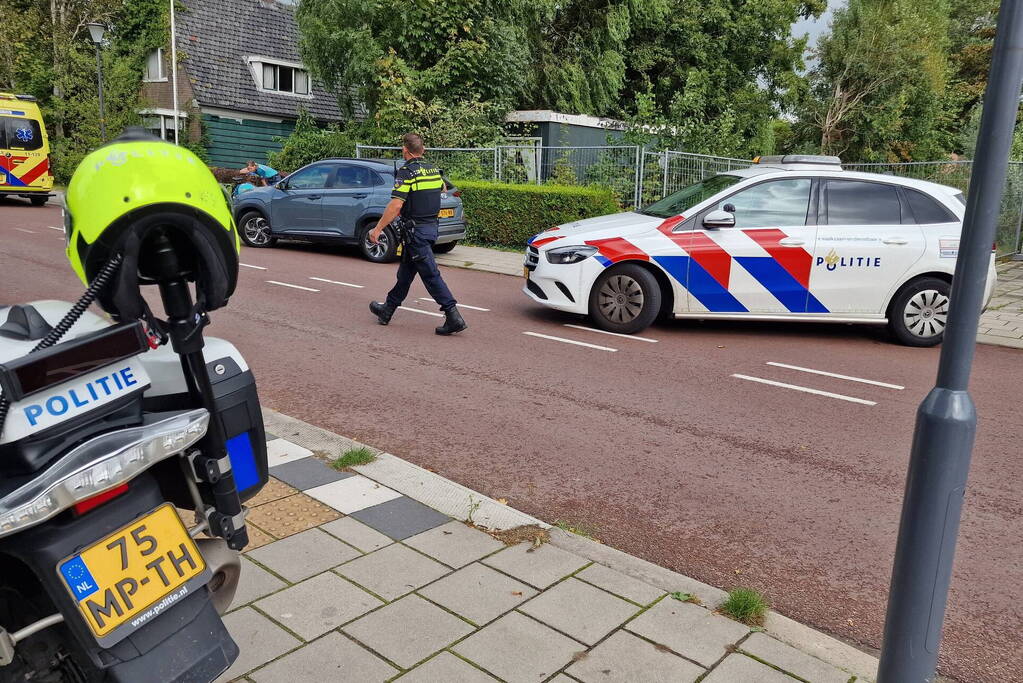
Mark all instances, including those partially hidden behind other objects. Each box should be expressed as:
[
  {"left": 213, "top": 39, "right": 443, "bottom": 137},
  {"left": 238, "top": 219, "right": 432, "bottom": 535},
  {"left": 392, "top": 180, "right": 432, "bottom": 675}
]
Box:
[{"left": 259, "top": 408, "right": 879, "bottom": 682}]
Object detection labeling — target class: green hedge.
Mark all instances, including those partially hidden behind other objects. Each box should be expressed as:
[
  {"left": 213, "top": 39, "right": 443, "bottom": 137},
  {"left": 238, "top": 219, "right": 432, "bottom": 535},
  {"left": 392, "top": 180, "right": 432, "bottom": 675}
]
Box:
[{"left": 455, "top": 181, "right": 621, "bottom": 249}]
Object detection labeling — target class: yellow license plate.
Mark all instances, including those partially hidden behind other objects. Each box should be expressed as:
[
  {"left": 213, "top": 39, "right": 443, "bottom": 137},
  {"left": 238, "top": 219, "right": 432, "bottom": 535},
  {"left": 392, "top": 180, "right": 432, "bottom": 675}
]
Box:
[
  {"left": 439, "top": 208, "right": 455, "bottom": 218},
  {"left": 58, "top": 504, "right": 209, "bottom": 645}
]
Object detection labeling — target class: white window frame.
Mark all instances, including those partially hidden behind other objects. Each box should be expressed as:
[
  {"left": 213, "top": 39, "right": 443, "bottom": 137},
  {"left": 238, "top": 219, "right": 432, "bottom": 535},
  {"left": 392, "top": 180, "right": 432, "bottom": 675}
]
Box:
[
  {"left": 143, "top": 48, "right": 167, "bottom": 82},
  {"left": 245, "top": 56, "right": 313, "bottom": 99},
  {"left": 140, "top": 108, "right": 186, "bottom": 141}
]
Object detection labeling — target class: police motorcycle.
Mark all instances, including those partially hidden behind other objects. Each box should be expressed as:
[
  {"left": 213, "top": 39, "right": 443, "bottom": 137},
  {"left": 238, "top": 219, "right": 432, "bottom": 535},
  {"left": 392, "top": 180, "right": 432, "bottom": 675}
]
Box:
[{"left": 0, "top": 130, "right": 268, "bottom": 682}]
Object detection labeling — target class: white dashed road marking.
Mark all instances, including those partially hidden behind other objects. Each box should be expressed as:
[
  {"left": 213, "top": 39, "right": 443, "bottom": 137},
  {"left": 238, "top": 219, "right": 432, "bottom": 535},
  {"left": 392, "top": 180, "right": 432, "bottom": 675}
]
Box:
[
  {"left": 46, "top": 225, "right": 64, "bottom": 231},
  {"left": 15, "top": 228, "right": 35, "bottom": 234},
  {"left": 240, "top": 263, "right": 267, "bottom": 270},
  {"left": 419, "top": 297, "right": 489, "bottom": 312},
  {"left": 311, "top": 277, "right": 364, "bottom": 289},
  {"left": 266, "top": 280, "right": 319, "bottom": 292},
  {"left": 523, "top": 331, "right": 617, "bottom": 352},
  {"left": 398, "top": 306, "right": 444, "bottom": 318},
  {"left": 765, "top": 362, "right": 904, "bottom": 390},
  {"left": 563, "top": 324, "right": 658, "bottom": 342},
  {"left": 731, "top": 374, "right": 876, "bottom": 406}
]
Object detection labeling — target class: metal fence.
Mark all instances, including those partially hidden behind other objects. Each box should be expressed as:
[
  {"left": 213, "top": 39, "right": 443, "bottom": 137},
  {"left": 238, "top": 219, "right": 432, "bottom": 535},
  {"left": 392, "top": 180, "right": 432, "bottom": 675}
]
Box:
[{"left": 356, "top": 145, "right": 1023, "bottom": 255}]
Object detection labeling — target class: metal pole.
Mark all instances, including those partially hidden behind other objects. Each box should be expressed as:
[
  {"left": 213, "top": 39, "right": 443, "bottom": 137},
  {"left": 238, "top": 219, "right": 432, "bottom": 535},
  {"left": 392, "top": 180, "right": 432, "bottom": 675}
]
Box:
[
  {"left": 170, "top": 0, "right": 179, "bottom": 144},
  {"left": 94, "top": 44, "right": 106, "bottom": 141},
  {"left": 877, "top": 1, "right": 1023, "bottom": 680},
  {"left": 662, "top": 151, "right": 669, "bottom": 198},
  {"left": 633, "top": 146, "right": 641, "bottom": 208}
]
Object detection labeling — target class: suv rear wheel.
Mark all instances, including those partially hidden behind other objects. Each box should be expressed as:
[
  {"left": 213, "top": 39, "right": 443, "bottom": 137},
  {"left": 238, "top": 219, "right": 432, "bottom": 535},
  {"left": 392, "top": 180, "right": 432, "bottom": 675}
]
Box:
[
  {"left": 888, "top": 276, "right": 950, "bottom": 347},
  {"left": 360, "top": 224, "right": 398, "bottom": 263},
  {"left": 588, "top": 263, "right": 662, "bottom": 334}
]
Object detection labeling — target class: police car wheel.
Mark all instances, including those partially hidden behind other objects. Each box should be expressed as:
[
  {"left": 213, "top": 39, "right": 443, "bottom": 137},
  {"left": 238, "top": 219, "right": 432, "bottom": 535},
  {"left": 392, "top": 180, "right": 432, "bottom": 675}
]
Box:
[
  {"left": 360, "top": 225, "right": 398, "bottom": 263},
  {"left": 240, "top": 211, "right": 276, "bottom": 248},
  {"left": 589, "top": 263, "right": 661, "bottom": 334},
  {"left": 888, "top": 276, "right": 950, "bottom": 347},
  {"left": 30, "top": 196, "right": 47, "bottom": 207}
]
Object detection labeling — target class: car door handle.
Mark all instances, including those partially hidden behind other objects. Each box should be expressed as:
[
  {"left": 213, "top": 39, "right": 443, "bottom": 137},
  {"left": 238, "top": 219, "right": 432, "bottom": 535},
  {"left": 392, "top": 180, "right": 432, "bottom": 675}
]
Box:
[
  {"left": 306, "top": 195, "right": 321, "bottom": 200},
  {"left": 352, "top": 193, "right": 368, "bottom": 199},
  {"left": 883, "top": 237, "right": 909, "bottom": 245},
  {"left": 778, "top": 238, "right": 805, "bottom": 246}
]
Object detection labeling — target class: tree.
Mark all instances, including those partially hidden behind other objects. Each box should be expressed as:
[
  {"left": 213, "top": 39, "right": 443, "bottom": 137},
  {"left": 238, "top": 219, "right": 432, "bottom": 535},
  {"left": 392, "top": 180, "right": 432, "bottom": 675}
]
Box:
[{"left": 796, "top": 0, "right": 953, "bottom": 161}]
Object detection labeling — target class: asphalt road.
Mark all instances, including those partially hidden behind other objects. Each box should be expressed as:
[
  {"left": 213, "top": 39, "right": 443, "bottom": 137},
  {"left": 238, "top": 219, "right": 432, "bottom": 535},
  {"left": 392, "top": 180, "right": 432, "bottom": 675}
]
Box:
[{"left": 3, "top": 199, "right": 1021, "bottom": 682}]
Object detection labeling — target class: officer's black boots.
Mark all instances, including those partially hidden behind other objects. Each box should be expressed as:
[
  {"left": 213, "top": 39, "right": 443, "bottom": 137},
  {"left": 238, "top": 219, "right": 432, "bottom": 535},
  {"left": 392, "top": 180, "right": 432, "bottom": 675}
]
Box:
[
  {"left": 435, "top": 307, "right": 467, "bottom": 335},
  {"left": 370, "top": 301, "right": 396, "bottom": 325}
]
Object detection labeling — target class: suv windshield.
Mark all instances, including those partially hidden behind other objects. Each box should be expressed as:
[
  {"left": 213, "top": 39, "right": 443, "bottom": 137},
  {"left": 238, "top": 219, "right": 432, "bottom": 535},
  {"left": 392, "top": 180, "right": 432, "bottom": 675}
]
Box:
[{"left": 641, "top": 174, "right": 742, "bottom": 218}]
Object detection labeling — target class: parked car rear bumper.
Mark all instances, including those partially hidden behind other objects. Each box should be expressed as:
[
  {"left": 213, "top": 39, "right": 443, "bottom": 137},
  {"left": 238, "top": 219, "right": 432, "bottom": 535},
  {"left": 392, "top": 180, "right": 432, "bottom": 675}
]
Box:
[{"left": 436, "top": 221, "right": 466, "bottom": 244}]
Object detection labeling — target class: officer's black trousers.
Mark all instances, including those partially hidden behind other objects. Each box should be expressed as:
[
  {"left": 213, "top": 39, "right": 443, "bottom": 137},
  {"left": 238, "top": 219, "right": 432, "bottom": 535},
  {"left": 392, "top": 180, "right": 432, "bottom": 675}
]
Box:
[{"left": 385, "top": 231, "right": 457, "bottom": 311}]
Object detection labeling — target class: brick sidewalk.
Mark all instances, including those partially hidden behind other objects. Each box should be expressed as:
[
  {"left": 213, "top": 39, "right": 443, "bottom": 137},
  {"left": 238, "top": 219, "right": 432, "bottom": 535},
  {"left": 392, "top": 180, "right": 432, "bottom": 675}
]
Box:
[
  {"left": 213, "top": 420, "right": 876, "bottom": 682},
  {"left": 978, "top": 261, "right": 1023, "bottom": 348}
]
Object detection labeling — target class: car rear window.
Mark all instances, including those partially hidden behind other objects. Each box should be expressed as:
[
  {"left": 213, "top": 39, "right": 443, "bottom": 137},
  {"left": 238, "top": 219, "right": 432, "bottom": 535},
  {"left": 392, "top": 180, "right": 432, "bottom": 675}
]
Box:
[
  {"left": 826, "top": 180, "right": 902, "bottom": 225},
  {"left": 904, "top": 188, "right": 957, "bottom": 223},
  {"left": 1, "top": 116, "right": 43, "bottom": 151}
]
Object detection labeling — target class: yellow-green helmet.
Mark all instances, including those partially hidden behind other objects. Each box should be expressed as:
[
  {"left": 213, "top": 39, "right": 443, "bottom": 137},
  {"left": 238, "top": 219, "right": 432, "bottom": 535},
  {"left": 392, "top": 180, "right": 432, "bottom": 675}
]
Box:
[{"left": 64, "top": 129, "right": 240, "bottom": 319}]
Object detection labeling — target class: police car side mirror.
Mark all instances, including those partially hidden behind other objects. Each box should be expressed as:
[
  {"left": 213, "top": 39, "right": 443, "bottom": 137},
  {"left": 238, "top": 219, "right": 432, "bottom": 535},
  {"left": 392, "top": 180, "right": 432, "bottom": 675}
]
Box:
[{"left": 703, "top": 210, "right": 735, "bottom": 229}]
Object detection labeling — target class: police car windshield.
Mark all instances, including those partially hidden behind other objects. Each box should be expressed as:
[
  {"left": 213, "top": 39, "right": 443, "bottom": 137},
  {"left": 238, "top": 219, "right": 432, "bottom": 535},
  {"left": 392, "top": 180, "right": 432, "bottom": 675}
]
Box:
[{"left": 641, "top": 174, "right": 742, "bottom": 218}]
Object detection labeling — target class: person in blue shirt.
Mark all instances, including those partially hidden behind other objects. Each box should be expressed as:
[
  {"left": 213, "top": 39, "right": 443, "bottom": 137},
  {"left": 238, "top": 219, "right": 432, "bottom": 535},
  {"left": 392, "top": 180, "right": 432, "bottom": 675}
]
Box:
[
  {"left": 231, "top": 174, "right": 263, "bottom": 198},
  {"left": 240, "top": 161, "right": 281, "bottom": 184}
]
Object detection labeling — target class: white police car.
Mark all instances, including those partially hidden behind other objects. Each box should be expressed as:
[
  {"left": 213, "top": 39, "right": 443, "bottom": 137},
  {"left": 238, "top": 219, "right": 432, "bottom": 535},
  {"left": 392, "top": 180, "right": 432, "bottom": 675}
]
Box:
[{"left": 522, "top": 155, "right": 996, "bottom": 346}]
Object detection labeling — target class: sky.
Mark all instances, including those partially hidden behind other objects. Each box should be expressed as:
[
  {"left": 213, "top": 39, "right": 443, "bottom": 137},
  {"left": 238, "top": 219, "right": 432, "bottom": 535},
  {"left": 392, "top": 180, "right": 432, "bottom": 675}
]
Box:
[{"left": 792, "top": 0, "right": 844, "bottom": 64}]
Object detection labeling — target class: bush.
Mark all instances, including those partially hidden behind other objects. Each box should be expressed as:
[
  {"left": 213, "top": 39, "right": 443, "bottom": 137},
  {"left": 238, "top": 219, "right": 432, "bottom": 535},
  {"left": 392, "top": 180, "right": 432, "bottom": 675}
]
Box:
[
  {"left": 456, "top": 181, "right": 620, "bottom": 249},
  {"left": 267, "top": 110, "right": 358, "bottom": 173}
]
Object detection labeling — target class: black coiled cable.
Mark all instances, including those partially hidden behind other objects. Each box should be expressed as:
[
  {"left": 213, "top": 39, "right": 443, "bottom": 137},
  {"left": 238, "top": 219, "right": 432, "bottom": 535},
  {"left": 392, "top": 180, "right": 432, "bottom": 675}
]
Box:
[{"left": 0, "top": 254, "right": 124, "bottom": 438}]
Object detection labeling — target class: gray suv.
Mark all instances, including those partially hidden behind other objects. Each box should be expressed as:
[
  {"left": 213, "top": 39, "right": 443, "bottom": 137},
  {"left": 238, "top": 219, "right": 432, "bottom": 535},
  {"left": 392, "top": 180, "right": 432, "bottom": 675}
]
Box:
[{"left": 232, "top": 158, "right": 467, "bottom": 262}]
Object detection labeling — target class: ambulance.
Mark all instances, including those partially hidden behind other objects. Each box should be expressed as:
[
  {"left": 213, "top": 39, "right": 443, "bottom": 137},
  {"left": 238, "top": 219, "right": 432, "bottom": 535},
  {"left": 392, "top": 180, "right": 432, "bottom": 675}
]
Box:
[{"left": 0, "top": 93, "right": 54, "bottom": 206}]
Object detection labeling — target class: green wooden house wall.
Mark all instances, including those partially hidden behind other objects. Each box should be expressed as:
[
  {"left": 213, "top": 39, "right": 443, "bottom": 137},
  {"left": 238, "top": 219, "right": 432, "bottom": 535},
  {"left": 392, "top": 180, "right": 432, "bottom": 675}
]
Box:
[{"left": 203, "top": 114, "right": 296, "bottom": 167}]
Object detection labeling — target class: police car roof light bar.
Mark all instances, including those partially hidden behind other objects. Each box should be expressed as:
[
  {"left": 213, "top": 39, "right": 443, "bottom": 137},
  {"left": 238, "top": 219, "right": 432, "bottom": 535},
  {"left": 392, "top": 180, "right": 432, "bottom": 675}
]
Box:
[{"left": 755, "top": 154, "right": 842, "bottom": 166}]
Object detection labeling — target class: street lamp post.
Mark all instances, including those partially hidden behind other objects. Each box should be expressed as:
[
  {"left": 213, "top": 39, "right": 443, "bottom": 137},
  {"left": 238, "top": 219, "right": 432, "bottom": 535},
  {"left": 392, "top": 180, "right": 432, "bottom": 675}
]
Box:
[
  {"left": 85, "top": 23, "right": 107, "bottom": 141},
  {"left": 877, "top": 0, "right": 1023, "bottom": 680}
]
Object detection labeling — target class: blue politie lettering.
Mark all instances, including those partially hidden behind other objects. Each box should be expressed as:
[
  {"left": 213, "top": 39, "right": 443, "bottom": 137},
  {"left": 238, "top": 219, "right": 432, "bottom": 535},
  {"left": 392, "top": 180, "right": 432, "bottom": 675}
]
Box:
[{"left": 21, "top": 366, "right": 141, "bottom": 426}]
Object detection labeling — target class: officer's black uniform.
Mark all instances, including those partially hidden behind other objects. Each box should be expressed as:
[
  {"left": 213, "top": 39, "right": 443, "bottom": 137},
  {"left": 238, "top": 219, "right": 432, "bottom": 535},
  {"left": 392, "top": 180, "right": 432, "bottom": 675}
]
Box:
[{"left": 371, "top": 157, "right": 466, "bottom": 334}]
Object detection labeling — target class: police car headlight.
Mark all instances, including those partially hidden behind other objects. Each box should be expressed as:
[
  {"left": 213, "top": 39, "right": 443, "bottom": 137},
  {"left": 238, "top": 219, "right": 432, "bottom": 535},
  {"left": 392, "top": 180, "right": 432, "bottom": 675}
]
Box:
[
  {"left": 0, "top": 410, "right": 209, "bottom": 538},
  {"left": 546, "top": 245, "right": 598, "bottom": 264}
]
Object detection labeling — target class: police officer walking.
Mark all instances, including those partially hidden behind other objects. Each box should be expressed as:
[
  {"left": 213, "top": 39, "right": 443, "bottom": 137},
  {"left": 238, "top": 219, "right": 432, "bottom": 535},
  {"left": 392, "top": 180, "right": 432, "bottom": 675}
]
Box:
[{"left": 368, "top": 133, "right": 467, "bottom": 335}]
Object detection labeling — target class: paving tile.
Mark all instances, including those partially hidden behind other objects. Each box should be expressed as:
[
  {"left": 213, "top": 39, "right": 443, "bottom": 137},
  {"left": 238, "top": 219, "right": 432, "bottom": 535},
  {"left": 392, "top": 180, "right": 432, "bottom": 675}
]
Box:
[
  {"left": 405, "top": 520, "right": 505, "bottom": 567},
  {"left": 519, "top": 577, "right": 640, "bottom": 645},
  {"left": 626, "top": 599, "right": 749, "bottom": 667},
  {"left": 453, "top": 611, "right": 584, "bottom": 683},
  {"left": 264, "top": 431, "right": 280, "bottom": 441},
  {"left": 215, "top": 607, "right": 300, "bottom": 682},
  {"left": 247, "top": 528, "right": 361, "bottom": 582},
  {"left": 305, "top": 475, "right": 402, "bottom": 514},
  {"left": 566, "top": 630, "right": 704, "bottom": 683},
  {"left": 419, "top": 562, "right": 536, "bottom": 625},
  {"left": 702, "top": 653, "right": 795, "bottom": 682},
  {"left": 256, "top": 571, "right": 383, "bottom": 640},
  {"left": 548, "top": 676, "right": 579, "bottom": 682},
  {"left": 266, "top": 439, "right": 313, "bottom": 467},
  {"left": 246, "top": 492, "right": 340, "bottom": 538},
  {"left": 740, "top": 633, "right": 851, "bottom": 683},
  {"left": 350, "top": 496, "right": 451, "bottom": 541},
  {"left": 246, "top": 478, "right": 298, "bottom": 507},
  {"left": 229, "top": 556, "right": 287, "bottom": 611},
  {"left": 321, "top": 516, "right": 393, "bottom": 552},
  {"left": 396, "top": 652, "right": 498, "bottom": 682},
  {"left": 576, "top": 563, "right": 665, "bottom": 605},
  {"left": 249, "top": 631, "right": 397, "bottom": 683},
  {"left": 344, "top": 594, "right": 474, "bottom": 668},
  {"left": 243, "top": 523, "right": 277, "bottom": 551},
  {"left": 336, "top": 543, "right": 450, "bottom": 600},
  {"left": 483, "top": 542, "right": 589, "bottom": 590},
  {"left": 269, "top": 456, "right": 353, "bottom": 490}
]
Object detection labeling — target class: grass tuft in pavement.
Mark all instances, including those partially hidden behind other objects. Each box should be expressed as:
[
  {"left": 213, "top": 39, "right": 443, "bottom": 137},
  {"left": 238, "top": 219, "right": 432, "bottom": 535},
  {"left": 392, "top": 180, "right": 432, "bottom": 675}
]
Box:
[
  {"left": 331, "top": 447, "right": 376, "bottom": 470},
  {"left": 720, "top": 587, "right": 768, "bottom": 626},
  {"left": 554, "top": 520, "right": 599, "bottom": 540},
  {"left": 669, "top": 591, "right": 701, "bottom": 605}
]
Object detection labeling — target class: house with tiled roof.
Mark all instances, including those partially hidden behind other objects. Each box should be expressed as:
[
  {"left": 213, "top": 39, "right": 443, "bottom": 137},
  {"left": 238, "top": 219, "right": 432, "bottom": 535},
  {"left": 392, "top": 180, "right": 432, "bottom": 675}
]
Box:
[{"left": 140, "top": 0, "right": 347, "bottom": 167}]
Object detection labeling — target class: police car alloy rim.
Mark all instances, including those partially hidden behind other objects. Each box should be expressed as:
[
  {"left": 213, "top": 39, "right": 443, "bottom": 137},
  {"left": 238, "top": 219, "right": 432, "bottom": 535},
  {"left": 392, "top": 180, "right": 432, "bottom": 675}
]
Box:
[
  {"left": 903, "top": 289, "right": 949, "bottom": 338},
  {"left": 243, "top": 216, "right": 271, "bottom": 246},
  {"left": 365, "top": 231, "right": 390, "bottom": 260},
  {"left": 598, "top": 274, "right": 645, "bottom": 324}
]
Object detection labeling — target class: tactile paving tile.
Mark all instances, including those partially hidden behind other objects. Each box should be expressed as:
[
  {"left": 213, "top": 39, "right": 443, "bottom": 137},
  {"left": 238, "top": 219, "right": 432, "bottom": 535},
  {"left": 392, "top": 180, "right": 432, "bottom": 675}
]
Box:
[
  {"left": 246, "top": 478, "right": 298, "bottom": 507},
  {"left": 244, "top": 523, "right": 277, "bottom": 551},
  {"left": 246, "top": 493, "right": 341, "bottom": 538}
]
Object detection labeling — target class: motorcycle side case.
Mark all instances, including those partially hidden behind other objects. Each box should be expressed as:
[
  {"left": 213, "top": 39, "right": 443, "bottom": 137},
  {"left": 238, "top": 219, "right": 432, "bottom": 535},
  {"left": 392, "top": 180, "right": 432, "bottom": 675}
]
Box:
[
  {"left": 0, "top": 472, "right": 238, "bottom": 682},
  {"left": 140, "top": 339, "right": 269, "bottom": 502}
]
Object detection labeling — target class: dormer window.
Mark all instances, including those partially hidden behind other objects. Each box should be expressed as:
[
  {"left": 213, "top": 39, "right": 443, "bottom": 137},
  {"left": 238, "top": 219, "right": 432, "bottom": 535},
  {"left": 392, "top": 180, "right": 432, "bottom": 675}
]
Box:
[
  {"left": 144, "top": 48, "right": 166, "bottom": 82},
  {"left": 248, "top": 57, "right": 311, "bottom": 96}
]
